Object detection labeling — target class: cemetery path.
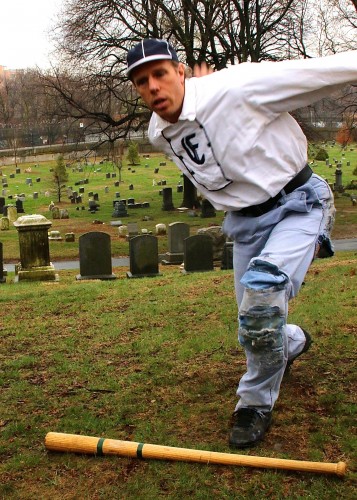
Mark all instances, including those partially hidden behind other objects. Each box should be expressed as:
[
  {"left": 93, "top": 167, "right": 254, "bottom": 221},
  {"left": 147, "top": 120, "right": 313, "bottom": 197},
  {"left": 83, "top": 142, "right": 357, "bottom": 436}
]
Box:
[{"left": 3, "top": 239, "right": 357, "bottom": 272}]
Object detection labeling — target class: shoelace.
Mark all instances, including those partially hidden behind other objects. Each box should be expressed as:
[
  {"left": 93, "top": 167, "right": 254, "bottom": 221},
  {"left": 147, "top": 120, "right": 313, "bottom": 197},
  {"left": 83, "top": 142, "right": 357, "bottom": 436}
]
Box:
[{"left": 232, "top": 409, "right": 260, "bottom": 428}]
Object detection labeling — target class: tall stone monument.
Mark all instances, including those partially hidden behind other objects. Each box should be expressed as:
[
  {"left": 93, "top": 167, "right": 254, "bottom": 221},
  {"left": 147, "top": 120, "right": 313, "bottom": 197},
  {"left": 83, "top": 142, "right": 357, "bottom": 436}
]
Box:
[{"left": 13, "top": 214, "right": 58, "bottom": 282}]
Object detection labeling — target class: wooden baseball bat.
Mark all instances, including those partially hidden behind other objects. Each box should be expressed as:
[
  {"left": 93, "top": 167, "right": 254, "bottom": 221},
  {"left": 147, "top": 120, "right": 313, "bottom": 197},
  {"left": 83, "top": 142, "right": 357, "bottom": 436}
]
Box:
[{"left": 45, "top": 432, "right": 347, "bottom": 477}]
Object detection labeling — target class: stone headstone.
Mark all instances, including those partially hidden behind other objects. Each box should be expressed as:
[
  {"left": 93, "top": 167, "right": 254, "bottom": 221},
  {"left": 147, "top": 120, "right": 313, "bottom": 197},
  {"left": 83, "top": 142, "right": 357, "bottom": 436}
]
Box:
[
  {"left": 200, "top": 199, "right": 216, "bottom": 218},
  {"left": 335, "top": 168, "right": 343, "bottom": 192},
  {"left": 197, "top": 226, "right": 226, "bottom": 260},
  {"left": 112, "top": 201, "right": 128, "bottom": 218},
  {"left": 221, "top": 241, "right": 234, "bottom": 270},
  {"left": 162, "top": 222, "right": 189, "bottom": 264},
  {"left": 7, "top": 206, "right": 17, "bottom": 223},
  {"left": 48, "top": 230, "right": 63, "bottom": 240},
  {"left": 0, "top": 217, "right": 9, "bottom": 231},
  {"left": 127, "top": 234, "right": 162, "bottom": 278},
  {"left": 13, "top": 214, "right": 58, "bottom": 282},
  {"left": 60, "top": 209, "right": 69, "bottom": 219},
  {"left": 162, "top": 187, "right": 174, "bottom": 211},
  {"left": 0, "top": 242, "right": 6, "bottom": 283},
  {"left": 52, "top": 207, "right": 61, "bottom": 219},
  {"left": 65, "top": 232, "right": 75, "bottom": 242},
  {"left": 15, "top": 199, "right": 25, "bottom": 213},
  {"left": 183, "top": 234, "right": 214, "bottom": 273},
  {"left": 126, "top": 222, "right": 139, "bottom": 239},
  {"left": 88, "top": 199, "right": 100, "bottom": 212},
  {"left": 76, "top": 232, "right": 116, "bottom": 280}
]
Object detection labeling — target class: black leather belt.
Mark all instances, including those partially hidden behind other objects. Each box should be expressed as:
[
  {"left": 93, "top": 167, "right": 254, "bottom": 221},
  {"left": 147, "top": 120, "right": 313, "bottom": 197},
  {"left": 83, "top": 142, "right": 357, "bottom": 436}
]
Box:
[{"left": 236, "top": 164, "right": 313, "bottom": 217}]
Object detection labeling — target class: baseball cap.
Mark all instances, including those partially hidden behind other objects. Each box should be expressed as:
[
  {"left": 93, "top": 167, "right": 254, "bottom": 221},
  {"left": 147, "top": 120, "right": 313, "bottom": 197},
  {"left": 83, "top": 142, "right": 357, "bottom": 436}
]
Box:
[{"left": 127, "top": 38, "right": 179, "bottom": 77}]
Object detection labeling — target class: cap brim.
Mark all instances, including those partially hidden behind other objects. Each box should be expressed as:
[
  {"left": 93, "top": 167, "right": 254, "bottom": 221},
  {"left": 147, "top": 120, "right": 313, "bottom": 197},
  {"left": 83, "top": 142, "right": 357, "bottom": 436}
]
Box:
[{"left": 127, "top": 54, "right": 175, "bottom": 76}]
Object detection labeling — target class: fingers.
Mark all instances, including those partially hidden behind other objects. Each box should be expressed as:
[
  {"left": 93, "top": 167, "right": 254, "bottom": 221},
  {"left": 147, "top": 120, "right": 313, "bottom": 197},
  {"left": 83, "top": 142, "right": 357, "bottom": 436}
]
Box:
[{"left": 193, "top": 62, "right": 214, "bottom": 77}]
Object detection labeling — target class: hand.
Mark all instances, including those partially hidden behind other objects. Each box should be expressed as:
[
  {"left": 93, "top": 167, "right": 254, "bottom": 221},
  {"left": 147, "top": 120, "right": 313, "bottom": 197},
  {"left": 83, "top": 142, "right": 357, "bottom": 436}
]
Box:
[{"left": 193, "top": 62, "right": 214, "bottom": 77}]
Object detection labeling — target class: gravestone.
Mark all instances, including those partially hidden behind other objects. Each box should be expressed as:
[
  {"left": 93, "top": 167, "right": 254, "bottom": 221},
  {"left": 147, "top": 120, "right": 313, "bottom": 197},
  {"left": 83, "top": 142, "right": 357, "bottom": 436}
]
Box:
[
  {"left": 48, "top": 230, "right": 63, "bottom": 241},
  {"left": 162, "top": 187, "right": 174, "bottom": 211},
  {"left": 76, "top": 232, "right": 116, "bottom": 280},
  {"left": 0, "top": 197, "right": 6, "bottom": 212},
  {"left": 0, "top": 242, "right": 6, "bottom": 283},
  {"left": 127, "top": 234, "right": 162, "bottom": 278},
  {"left": 200, "top": 199, "right": 216, "bottom": 218},
  {"left": 89, "top": 199, "right": 100, "bottom": 212},
  {"left": 7, "top": 206, "right": 17, "bottom": 223},
  {"left": 162, "top": 222, "right": 189, "bottom": 264},
  {"left": 13, "top": 214, "right": 58, "bottom": 282},
  {"left": 335, "top": 168, "right": 343, "bottom": 192},
  {"left": 155, "top": 223, "right": 167, "bottom": 235},
  {"left": 183, "top": 234, "right": 214, "bottom": 273},
  {"left": 126, "top": 222, "right": 139, "bottom": 240},
  {"left": 52, "top": 207, "right": 61, "bottom": 219},
  {"left": 15, "top": 199, "right": 25, "bottom": 213},
  {"left": 65, "top": 232, "right": 75, "bottom": 242},
  {"left": 197, "top": 226, "right": 226, "bottom": 260},
  {"left": 112, "top": 201, "right": 128, "bottom": 218},
  {"left": 221, "top": 241, "right": 234, "bottom": 270},
  {"left": 1, "top": 217, "right": 9, "bottom": 231}
]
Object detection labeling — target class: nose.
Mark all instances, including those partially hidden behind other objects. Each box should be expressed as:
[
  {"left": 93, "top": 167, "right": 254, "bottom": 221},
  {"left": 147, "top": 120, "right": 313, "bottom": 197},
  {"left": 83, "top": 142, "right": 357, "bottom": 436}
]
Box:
[{"left": 148, "top": 76, "right": 159, "bottom": 94}]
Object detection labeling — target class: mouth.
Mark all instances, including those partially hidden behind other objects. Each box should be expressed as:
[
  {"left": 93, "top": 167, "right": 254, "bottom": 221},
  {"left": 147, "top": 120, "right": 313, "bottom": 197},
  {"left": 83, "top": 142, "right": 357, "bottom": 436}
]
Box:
[{"left": 152, "top": 97, "right": 168, "bottom": 110}]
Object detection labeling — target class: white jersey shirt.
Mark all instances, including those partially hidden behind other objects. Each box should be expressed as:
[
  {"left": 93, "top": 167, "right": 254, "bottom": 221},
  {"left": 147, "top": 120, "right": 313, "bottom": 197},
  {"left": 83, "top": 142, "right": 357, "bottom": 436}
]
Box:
[{"left": 148, "top": 51, "right": 357, "bottom": 211}]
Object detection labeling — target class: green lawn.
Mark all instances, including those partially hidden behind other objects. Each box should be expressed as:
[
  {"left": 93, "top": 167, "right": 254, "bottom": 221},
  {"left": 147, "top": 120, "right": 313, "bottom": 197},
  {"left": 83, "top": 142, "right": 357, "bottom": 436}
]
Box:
[{"left": 0, "top": 143, "right": 356, "bottom": 498}]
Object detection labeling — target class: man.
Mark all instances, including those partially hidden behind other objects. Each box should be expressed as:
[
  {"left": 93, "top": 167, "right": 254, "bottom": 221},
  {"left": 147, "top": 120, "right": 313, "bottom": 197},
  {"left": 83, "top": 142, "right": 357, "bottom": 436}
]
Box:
[{"left": 127, "top": 38, "right": 357, "bottom": 448}]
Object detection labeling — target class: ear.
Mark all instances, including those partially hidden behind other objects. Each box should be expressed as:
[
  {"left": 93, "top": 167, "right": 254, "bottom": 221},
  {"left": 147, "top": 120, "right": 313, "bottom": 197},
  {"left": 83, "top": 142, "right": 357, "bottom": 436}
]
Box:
[{"left": 178, "top": 63, "right": 186, "bottom": 84}]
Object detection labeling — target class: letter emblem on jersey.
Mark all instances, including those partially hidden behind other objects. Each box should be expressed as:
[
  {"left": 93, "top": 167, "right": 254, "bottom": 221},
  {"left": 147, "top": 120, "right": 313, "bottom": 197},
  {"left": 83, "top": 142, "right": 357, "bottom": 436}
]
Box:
[{"left": 181, "top": 133, "right": 205, "bottom": 165}]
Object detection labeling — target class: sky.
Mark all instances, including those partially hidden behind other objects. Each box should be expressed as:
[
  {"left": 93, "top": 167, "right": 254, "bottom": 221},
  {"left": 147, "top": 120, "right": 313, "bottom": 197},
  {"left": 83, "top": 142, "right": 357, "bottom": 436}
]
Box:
[{"left": 0, "top": 0, "right": 65, "bottom": 70}]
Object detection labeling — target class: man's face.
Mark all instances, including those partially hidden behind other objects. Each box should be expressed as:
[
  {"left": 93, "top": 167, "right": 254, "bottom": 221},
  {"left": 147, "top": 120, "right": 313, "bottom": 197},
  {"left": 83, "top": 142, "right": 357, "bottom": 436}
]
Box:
[{"left": 132, "top": 60, "right": 185, "bottom": 123}]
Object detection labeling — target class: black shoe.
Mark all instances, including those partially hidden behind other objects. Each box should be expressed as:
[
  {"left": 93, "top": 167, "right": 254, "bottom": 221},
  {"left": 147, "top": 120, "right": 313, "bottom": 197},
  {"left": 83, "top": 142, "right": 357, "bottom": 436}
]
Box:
[
  {"left": 228, "top": 408, "right": 272, "bottom": 449},
  {"left": 285, "top": 328, "right": 313, "bottom": 375}
]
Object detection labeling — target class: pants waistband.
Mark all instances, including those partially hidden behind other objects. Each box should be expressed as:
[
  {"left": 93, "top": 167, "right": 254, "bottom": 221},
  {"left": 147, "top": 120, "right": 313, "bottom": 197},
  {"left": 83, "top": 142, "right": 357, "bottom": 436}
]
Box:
[{"left": 236, "top": 164, "right": 313, "bottom": 217}]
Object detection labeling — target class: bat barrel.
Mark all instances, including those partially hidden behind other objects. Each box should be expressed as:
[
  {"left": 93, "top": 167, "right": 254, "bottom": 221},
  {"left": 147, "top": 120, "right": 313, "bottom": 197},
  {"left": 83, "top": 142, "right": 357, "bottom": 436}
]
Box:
[{"left": 45, "top": 432, "right": 347, "bottom": 477}]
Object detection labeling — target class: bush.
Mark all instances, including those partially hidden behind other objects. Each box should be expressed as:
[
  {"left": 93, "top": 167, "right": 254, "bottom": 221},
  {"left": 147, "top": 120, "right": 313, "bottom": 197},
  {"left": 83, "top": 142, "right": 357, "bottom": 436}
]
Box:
[{"left": 315, "top": 148, "right": 329, "bottom": 161}]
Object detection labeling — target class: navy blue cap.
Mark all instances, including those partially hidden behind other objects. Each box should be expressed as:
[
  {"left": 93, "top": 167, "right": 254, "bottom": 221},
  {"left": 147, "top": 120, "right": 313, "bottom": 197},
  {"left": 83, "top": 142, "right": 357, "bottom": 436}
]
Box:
[{"left": 127, "top": 38, "right": 179, "bottom": 77}]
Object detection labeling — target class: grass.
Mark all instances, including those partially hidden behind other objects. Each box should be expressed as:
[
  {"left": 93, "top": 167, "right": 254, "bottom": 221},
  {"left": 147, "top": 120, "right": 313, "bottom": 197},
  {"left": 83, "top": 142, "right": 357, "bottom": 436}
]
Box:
[
  {"left": 0, "top": 253, "right": 356, "bottom": 498},
  {"left": 0, "top": 143, "right": 357, "bottom": 498}
]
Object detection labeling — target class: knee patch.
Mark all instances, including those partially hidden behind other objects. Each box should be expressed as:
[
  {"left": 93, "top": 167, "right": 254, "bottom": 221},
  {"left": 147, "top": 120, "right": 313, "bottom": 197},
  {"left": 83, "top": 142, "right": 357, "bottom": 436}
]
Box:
[{"left": 238, "top": 259, "right": 289, "bottom": 370}]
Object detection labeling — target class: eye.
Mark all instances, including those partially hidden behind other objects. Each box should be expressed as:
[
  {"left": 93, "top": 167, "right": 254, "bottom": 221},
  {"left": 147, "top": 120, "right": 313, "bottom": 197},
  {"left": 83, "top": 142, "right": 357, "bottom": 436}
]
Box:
[
  {"left": 155, "top": 69, "right": 167, "bottom": 78},
  {"left": 135, "top": 77, "right": 148, "bottom": 87}
]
